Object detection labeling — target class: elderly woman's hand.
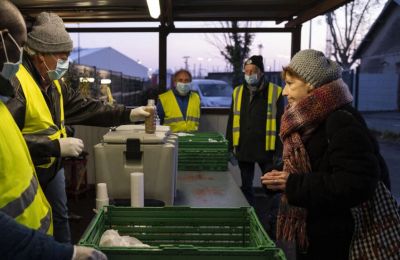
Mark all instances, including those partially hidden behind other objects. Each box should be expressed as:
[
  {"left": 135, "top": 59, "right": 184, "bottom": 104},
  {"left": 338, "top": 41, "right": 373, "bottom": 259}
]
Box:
[{"left": 260, "top": 170, "right": 289, "bottom": 191}]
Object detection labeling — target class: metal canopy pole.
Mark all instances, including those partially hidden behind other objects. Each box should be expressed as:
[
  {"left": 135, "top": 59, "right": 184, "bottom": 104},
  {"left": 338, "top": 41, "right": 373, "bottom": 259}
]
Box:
[
  {"left": 158, "top": 23, "right": 168, "bottom": 93},
  {"left": 291, "top": 25, "right": 302, "bottom": 58}
]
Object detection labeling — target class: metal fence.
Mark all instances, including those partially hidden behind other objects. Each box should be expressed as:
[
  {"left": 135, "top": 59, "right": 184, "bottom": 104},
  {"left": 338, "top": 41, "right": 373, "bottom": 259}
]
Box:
[{"left": 64, "top": 63, "right": 145, "bottom": 106}]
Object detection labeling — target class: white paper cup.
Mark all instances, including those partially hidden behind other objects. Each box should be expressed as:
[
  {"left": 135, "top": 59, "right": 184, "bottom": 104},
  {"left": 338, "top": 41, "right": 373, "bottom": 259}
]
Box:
[
  {"left": 96, "top": 198, "right": 109, "bottom": 211},
  {"left": 96, "top": 183, "right": 108, "bottom": 200},
  {"left": 130, "top": 172, "right": 144, "bottom": 207}
]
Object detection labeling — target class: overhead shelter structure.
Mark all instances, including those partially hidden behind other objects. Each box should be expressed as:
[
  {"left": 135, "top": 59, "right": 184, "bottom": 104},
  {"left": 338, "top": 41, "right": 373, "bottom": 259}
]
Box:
[{"left": 14, "top": 0, "right": 353, "bottom": 92}]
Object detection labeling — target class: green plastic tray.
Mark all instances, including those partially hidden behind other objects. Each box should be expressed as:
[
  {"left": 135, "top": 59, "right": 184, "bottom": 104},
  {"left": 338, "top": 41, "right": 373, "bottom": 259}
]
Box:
[{"left": 79, "top": 206, "right": 286, "bottom": 260}]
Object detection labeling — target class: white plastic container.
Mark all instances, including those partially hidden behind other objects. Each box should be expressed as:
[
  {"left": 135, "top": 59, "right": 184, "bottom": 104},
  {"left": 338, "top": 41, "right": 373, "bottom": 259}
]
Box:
[{"left": 94, "top": 125, "right": 177, "bottom": 205}]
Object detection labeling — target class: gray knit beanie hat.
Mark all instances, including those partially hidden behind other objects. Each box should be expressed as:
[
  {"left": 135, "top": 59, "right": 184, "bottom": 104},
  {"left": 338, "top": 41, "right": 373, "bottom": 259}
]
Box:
[
  {"left": 26, "top": 12, "right": 73, "bottom": 53},
  {"left": 244, "top": 55, "right": 264, "bottom": 72},
  {"left": 288, "top": 49, "right": 342, "bottom": 88}
]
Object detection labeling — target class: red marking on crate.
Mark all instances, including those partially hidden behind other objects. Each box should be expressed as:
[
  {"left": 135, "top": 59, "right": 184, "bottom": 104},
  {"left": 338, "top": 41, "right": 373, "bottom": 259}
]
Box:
[
  {"left": 193, "top": 187, "right": 224, "bottom": 197},
  {"left": 178, "top": 173, "right": 214, "bottom": 181}
]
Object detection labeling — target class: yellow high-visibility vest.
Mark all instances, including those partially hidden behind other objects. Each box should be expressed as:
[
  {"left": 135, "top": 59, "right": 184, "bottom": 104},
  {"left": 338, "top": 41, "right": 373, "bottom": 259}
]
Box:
[
  {"left": 16, "top": 65, "right": 67, "bottom": 168},
  {"left": 159, "top": 90, "right": 200, "bottom": 132},
  {"left": 232, "top": 83, "right": 282, "bottom": 150},
  {"left": 0, "top": 101, "right": 53, "bottom": 235}
]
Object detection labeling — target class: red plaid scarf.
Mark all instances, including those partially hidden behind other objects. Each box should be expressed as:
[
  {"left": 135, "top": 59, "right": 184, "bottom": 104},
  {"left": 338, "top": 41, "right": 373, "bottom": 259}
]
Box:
[{"left": 277, "top": 79, "right": 353, "bottom": 250}]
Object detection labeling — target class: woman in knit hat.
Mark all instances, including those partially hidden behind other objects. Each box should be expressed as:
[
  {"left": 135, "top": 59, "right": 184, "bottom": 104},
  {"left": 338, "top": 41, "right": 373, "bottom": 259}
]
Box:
[{"left": 261, "top": 49, "right": 390, "bottom": 259}]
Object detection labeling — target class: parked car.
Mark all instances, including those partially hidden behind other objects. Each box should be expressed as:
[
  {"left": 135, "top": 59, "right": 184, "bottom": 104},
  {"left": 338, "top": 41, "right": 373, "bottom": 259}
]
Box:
[{"left": 191, "top": 79, "right": 233, "bottom": 107}]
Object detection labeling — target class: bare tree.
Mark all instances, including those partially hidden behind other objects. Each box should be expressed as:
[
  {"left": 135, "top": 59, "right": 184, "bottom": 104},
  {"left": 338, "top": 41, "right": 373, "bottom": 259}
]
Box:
[
  {"left": 326, "top": 0, "right": 383, "bottom": 70},
  {"left": 207, "top": 21, "right": 255, "bottom": 87}
]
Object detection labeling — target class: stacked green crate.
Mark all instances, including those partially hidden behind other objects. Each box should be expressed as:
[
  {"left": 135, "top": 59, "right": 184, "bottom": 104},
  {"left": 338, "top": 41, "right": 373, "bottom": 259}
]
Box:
[
  {"left": 178, "top": 132, "right": 228, "bottom": 171},
  {"left": 79, "top": 206, "right": 286, "bottom": 260}
]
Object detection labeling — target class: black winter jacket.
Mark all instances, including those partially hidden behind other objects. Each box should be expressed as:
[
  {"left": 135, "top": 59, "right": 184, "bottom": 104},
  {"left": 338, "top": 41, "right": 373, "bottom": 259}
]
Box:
[
  {"left": 6, "top": 55, "right": 132, "bottom": 187},
  {"left": 286, "top": 104, "right": 388, "bottom": 260},
  {"left": 226, "top": 79, "right": 284, "bottom": 164}
]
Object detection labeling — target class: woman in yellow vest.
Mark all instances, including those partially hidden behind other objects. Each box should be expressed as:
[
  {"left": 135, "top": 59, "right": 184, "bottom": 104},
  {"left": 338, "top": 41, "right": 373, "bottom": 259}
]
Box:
[
  {"left": 157, "top": 69, "right": 201, "bottom": 132},
  {"left": 226, "top": 55, "right": 284, "bottom": 239}
]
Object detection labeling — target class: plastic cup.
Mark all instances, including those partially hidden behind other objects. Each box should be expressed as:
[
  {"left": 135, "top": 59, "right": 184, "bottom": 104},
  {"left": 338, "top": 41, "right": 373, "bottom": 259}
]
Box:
[
  {"left": 130, "top": 172, "right": 144, "bottom": 207},
  {"left": 96, "top": 183, "right": 108, "bottom": 200},
  {"left": 96, "top": 198, "right": 109, "bottom": 211}
]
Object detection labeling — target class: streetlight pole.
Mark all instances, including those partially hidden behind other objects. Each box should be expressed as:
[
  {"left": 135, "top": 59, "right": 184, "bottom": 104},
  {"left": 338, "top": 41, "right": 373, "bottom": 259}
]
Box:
[
  {"left": 197, "top": 57, "right": 204, "bottom": 78},
  {"left": 309, "top": 20, "right": 312, "bottom": 49},
  {"left": 258, "top": 43, "right": 263, "bottom": 56},
  {"left": 183, "top": 56, "right": 190, "bottom": 70}
]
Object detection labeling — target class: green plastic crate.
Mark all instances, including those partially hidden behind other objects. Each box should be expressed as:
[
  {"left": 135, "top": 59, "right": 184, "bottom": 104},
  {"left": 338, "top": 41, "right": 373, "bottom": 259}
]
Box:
[
  {"left": 178, "top": 164, "right": 228, "bottom": 171},
  {"left": 178, "top": 132, "right": 229, "bottom": 171},
  {"left": 79, "top": 206, "right": 286, "bottom": 260},
  {"left": 178, "top": 132, "right": 228, "bottom": 147}
]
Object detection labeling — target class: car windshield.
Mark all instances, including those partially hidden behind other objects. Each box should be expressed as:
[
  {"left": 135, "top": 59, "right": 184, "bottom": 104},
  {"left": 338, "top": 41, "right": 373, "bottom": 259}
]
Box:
[{"left": 198, "top": 84, "right": 232, "bottom": 97}]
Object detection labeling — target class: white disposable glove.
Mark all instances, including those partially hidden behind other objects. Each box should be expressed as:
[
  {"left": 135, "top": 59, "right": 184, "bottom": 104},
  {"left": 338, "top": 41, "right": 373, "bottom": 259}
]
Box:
[
  {"left": 59, "top": 137, "right": 84, "bottom": 157},
  {"left": 130, "top": 106, "right": 150, "bottom": 122},
  {"left": 72, "top": 246, "right": 107, "bottom": 260}
]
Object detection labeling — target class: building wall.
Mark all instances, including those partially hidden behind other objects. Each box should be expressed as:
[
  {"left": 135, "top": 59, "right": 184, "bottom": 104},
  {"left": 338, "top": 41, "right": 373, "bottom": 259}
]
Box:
[
  {"left": 358, "top": 72, "right": 398, "bottom": 111},
  {"left": 356, "top": 4, "right": 400, "bottom": 111},
  {"left": 357, "top": 52, "right": 400, "bottom": 111}
]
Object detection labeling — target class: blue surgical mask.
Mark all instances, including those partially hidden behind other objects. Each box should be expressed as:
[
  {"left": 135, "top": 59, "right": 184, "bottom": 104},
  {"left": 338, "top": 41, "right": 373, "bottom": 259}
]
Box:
[
  {"left": 0, "top": 95, "right": 11, "bottom": 103},
  {"left": 0, "top": 30, "right": 23, "bottom": 80},
  {"left": 176, "top": 82, "right": 191, "bottom": 96},
  {"left": 46, "top": 57, "right": 69, "bottom": 81},
  {"left": 245, "top": 73, "right": 259, "bottom": 86}
]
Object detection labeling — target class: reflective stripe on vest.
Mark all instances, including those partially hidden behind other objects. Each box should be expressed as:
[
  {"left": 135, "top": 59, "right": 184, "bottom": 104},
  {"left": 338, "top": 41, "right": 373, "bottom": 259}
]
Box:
[
  {"left": 159, "top": 90, "right": 200, "bottom": 132},
  {"left": 1, "top": 175, "right": 38, "bottom": 218},
  {"left": 0, "top": 101, "right": 53, "bottom": 235},
  {"left": 232, "top": 83, "right": 282, "bottom": 151},
  {"left": 16, "top": 65, "right": 66, "bottom": 168}
]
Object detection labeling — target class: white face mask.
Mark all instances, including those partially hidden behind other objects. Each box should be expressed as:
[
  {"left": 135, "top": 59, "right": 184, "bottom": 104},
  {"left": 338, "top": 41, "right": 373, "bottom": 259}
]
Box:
[
  {"left": 0, "top": 30, "right": 23, "bottom": 80},
  {"left": 245, "top": 73, "right": 259, "bottom": 86},
  {"left": 176, "top": 82, "right": 191, "bottom": 96},
  {"left": 44, "top": 55, "right": 69, "bottom": 81}
]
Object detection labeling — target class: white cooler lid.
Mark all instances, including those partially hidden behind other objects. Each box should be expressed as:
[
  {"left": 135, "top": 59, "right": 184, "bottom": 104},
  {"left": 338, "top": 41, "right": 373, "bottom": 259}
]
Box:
[
  {"left": 116, "top": 124, "right": 170, "bottom": 132},
  {"left": 103, "top": 124, "right": 169, "bottom": 144}
]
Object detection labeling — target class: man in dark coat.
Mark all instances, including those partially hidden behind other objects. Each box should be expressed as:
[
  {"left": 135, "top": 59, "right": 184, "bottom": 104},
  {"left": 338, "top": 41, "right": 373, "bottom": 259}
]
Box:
[{"left": 226, "top": 55, "right": 284, "bottom": 206}]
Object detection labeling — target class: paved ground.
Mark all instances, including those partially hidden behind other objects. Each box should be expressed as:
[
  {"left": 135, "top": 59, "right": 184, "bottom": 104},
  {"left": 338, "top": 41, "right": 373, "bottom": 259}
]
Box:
[
  {"left": 363, "top": 111, "right": 400, "bottom": 134},
  {"left": 362, "top": 111, "right": 400, "bottom": 201}
]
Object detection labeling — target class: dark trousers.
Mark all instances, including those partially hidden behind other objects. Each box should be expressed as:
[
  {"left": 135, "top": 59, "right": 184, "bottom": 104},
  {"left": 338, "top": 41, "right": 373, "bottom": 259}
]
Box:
[
  {"left": 238, "top": 160, "right": 281, "bottom": 240},
  {"left": 238, "top": 160, "right": 271, "bottom": 206}
]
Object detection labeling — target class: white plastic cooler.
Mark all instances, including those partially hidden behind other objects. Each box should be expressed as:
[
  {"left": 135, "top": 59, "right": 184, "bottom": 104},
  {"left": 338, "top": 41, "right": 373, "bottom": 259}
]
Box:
[{"left": 94, "top": 125, "right": 178, "bottom": 205}]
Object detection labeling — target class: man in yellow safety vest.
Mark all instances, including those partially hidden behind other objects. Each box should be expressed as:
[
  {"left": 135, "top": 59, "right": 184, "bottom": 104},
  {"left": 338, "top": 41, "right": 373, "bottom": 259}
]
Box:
[
  {"left": 6, "top": 11, "right": 149, "bottom": 243},
  {"left": 226, "top": 55, "right": 284, "bottom": 238},
  {"left": 157, "top": 69, "right": 201, "bottom": 133},
  {"left": 0, "top": 1, "right": 106, "bottom": 258}
]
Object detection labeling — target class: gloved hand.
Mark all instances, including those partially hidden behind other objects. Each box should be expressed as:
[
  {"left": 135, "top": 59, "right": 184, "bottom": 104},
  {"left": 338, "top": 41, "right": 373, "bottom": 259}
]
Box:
[
  {"left": 130, "top": 106, "right": 150, "bottom": 122},
  {"left": 59, "top": 137, "right": 84, "bottom": 157},
  {"left": 73, "top": 246, "right": 107, "bottom": 260}
]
